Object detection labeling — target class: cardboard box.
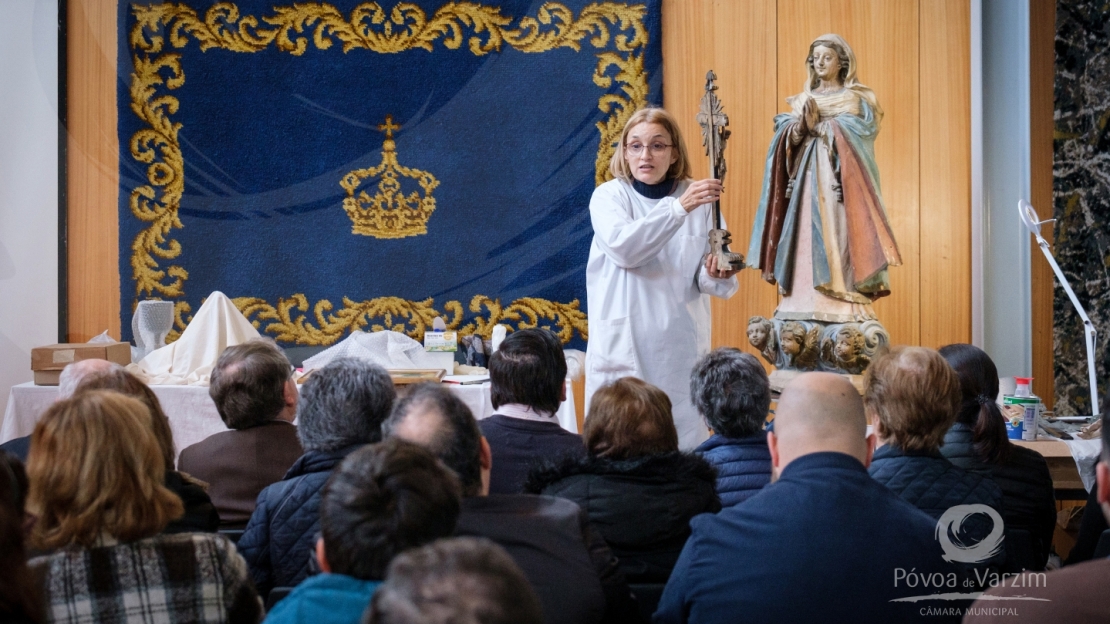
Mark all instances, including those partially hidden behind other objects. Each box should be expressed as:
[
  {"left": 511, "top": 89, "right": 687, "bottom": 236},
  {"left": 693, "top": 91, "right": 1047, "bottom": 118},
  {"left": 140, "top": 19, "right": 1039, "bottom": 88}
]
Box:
[{"left": 31, "top": 342, "right": 131, "bottom": 386}]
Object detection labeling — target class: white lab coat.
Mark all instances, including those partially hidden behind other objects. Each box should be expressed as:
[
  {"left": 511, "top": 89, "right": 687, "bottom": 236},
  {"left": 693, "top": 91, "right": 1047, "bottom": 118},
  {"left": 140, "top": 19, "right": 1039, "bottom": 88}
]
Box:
[{"left": 585, "top": 178, "right": 739, "bottom": 450}]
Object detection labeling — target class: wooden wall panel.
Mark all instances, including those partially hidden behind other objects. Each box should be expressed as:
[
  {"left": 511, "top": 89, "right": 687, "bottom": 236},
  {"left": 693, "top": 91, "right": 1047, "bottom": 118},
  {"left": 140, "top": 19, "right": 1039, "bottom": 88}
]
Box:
[
  {"left": 662, "top": 0, "right": 780, "bottom": 361},
  {"left": 1029, "top": 0, "right": 1055, "bottom": 407},
  {"left": 66, "top": 0, "right": 119, "bottom": 342},
  {"left": 69, "top": 0, "right": 973, "bottom": 361},
  {"left": 920, "top": 0, "right": 971, "bottom": 349},
  {"left": 777, "top": 0, "right": 922, "bottom": 348}
]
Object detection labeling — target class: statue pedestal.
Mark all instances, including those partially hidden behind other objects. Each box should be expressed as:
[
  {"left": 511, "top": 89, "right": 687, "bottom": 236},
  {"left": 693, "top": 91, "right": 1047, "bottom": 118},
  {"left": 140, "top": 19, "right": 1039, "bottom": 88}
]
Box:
[
  {"left": 768, "top": 368, "right": 865, "bottom": 395},
  {"left": 748, "top": 313, "right": 890, "bottom": 394}
]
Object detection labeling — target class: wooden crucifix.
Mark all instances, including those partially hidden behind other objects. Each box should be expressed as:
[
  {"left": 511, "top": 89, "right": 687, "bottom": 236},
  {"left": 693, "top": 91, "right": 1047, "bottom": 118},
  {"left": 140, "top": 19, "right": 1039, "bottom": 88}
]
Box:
[{"left": 696, "top": 70, "right": 744, "bottom": 272}]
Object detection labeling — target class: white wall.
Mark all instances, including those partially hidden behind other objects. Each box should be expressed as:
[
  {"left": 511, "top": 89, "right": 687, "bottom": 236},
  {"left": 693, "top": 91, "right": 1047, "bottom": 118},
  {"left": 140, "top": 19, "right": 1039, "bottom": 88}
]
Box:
[{"left": 0, "top": 0, "right": 59, "bottom": 403}]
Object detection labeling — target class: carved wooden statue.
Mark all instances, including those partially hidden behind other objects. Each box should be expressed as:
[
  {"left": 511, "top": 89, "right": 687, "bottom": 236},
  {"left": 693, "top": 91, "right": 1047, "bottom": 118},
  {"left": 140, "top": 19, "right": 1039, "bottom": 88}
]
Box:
[{"left": 697, "top": 70, "right": 744, "bottom": 271}]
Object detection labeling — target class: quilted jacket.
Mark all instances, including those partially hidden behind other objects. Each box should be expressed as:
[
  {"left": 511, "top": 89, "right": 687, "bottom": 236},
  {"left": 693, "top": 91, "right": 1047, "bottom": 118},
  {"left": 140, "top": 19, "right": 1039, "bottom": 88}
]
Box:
[
  {"left": 941, "top": 423, "right": 1056, "bottom": 569},
  {"left": 524, "top": 452, "right": 720, "bottom": 582},
  {"left": 693, "top": 433, "right": 772, "bottom": 507},
  {"left": 237, "top": 444, "right": 363, "bottom": 595},
  {"left": 869, "top": 444, "right": 1006, "bottom": 569}
]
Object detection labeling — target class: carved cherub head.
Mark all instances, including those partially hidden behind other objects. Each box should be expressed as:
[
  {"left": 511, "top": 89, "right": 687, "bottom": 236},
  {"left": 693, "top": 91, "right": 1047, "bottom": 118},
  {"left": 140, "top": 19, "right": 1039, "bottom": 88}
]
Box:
[
  {"left": 780, "top": 322, "right": 807, "bottom": 357},
  {"left": 747, "top": 316, "right": 773, "bottom": 350},
  {"left": 834, "top": 327, "right": 865, "bottom": 363}
]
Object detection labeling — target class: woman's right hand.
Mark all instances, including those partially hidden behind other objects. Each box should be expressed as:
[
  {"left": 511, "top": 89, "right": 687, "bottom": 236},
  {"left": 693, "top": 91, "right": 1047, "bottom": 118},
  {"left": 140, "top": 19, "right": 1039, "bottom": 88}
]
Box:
[{"left": 679, "top": 178, "right": 723, "bottom": 213}]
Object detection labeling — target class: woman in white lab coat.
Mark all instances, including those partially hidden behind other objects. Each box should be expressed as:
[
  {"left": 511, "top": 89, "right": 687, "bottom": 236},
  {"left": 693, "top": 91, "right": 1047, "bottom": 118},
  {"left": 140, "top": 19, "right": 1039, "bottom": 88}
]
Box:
[{"left": 586, "top": 107, "right": 740, "bottom": 450}]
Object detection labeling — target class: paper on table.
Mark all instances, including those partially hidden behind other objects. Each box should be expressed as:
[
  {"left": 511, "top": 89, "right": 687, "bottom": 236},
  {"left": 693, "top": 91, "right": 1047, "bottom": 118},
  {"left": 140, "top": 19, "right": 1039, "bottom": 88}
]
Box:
[
  {"left": 127, "top": 292, "right": 260, "bottom": 386},
  {"left": 442, "top": 375, "right": 490, "bottom": 385}
]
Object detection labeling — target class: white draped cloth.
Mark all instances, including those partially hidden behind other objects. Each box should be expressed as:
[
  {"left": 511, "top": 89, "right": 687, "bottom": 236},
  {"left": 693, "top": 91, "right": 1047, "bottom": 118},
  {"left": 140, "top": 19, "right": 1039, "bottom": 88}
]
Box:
[{"left": 128, "top": 292, "right": 260, "bottom": 385}]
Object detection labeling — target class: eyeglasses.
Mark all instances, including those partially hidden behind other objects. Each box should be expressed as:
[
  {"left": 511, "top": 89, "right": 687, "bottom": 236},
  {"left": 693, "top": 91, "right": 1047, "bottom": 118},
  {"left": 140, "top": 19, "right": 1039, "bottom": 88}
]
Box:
[{"left": 625, "top": 142, "right": 673, "bottom": 156}]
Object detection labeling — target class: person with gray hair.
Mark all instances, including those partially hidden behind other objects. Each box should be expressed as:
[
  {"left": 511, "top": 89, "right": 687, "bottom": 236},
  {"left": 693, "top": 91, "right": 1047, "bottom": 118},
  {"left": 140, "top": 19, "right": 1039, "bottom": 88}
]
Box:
[
  {"left": 238, "top": 357, "right": 397, "bottom": 596},
  {"left": 364, "top": 537, "right": 543, "bottom": 624},
  {"left": 178, "top": 339, "right": 304, "bottom": 529},
  {"left": 0, "top": 359, "right": 124, "bottom": 461},
  {"left": 689, "top": 348, "right": 773, "bottom": 507}
]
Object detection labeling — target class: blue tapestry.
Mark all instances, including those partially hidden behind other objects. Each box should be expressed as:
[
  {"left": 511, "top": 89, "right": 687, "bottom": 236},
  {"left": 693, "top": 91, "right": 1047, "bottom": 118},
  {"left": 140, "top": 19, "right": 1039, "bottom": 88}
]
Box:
[{"left": 117, "top": 0, "right": 662, "bottom": 349}]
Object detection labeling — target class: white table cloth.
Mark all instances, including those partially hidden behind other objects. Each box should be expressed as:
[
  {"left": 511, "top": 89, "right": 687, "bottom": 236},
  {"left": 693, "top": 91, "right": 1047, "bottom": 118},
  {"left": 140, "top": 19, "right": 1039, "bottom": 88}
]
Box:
[{"left": 1, "top": 381, "right": 577, "bottom": 462}]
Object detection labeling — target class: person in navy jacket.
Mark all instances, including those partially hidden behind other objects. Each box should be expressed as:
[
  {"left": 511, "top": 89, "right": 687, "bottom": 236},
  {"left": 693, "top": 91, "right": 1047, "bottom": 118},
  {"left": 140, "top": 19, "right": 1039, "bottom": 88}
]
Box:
[
  {"left": 656, "top": 373, "right": 964, "bottom": 624},
  {"left": 689, "top": 348, "right": 773, "bottom": 507}
]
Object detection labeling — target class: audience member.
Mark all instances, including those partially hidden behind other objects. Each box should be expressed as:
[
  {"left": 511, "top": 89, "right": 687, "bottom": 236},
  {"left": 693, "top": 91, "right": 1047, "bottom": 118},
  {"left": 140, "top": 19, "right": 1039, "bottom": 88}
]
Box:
[
  {"left": 239, "top": 357, "right": 396, "bottom": 595},
  {"left": 938, "top": 344, "right": 1055, "bottom": 570},
  {"left": 179, "top": 339, "right": 304, "bottom": 528},
  {"left": 656, "top": 373, "right": 961, "bottom": 623},
  {"left": 689, "top": 348, "right": 772, "bottom": 506},
  {"left": 964, "top": 410, "right": 1110, "bottom": 622},
  {"left": 480, "top": 328, "right": 583, "bottom": 494},
  {"left": 526, "top": 377, "right": 719, "bottom": 582},
  {"left": 265, "top": 439, "right": 462, "bottom": 624},
  {"left": 0, "top": 358, "right": 121, "bottom": 461},
  {"left": 26, "top": 391, "right": 262, "bottom": 623},
  {"left": 71, "top": 367, "right": 220, "bottom": 533},
  {"left": 365, "top": 537, "right": 543, "bottom": 624},
  {"left": 865, "top": 347, "right": 1004, "bottom": 562},
  {"left": 384, "top": 383, "right": 639, "bottom": 624},
  {"left": 1, "top": 451, "right": 40, "bottom": 624}
]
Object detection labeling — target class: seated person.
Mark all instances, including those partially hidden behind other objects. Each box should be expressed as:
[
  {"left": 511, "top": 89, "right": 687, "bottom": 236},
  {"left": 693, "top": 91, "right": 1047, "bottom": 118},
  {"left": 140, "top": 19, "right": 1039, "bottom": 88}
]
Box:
[
  {"left": 865, "top": 348, "right": 1004, "bottom": 536},
  {"left": 526, "top": 377, "right": 719, "bottom": 582},
  {"left": 0, "top": 358, "right": 121, "bottom": 461},
  {"left": 71, "top": 367, "right": 219, "bottom": 534},
  {"left": 689, "top": 348, "right": 773, "bottom": 507},
  {"left": 26, "top": 391, "right": 261, "bottom": 623},
  {"left": 938, "top": 344, "right": 1055, "bottom": 570},
  {"left": 365, "top": 537, "right": 543, "bottom": 624},
  {"left": 265, "top": 439, "right": 462, "bottom": 623},
  {"left": 479, "top": 328, "right": 583, "bottom": 494},
  {"left": 238, "top": 358, "right": 396, "bottom": 595},
  {"left": 965, "top": 410, "right": 1110, "bottom": 623},
  {"left": 1, "top": 450, "right": 40, "bottom": 624},
  {"left": 656, "top": 373, "right": 962, "bottom": 623},
  {"left": 179, "top": 339, "right": 304, "bottom": 529},
  {"left": 384, "top": 383, "right": 639, "bottom": 624}
]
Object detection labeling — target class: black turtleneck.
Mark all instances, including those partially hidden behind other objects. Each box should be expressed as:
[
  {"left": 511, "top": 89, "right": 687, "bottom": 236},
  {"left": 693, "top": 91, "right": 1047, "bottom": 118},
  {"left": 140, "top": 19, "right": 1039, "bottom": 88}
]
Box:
[{"left": 631, "top": 177, "right": 677, "bottom": 200}]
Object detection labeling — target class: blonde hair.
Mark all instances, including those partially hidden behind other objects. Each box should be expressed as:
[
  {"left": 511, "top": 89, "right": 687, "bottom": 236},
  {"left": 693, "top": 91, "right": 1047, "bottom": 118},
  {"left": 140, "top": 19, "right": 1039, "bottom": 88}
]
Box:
[
  {"left": 585, "top": 377, "right": 678, "bottom": 459},
  {"left": 74, "top": 368, "right": 176, "bottom": 472},
  {"left": 608, "top": 107, "right": 694, "bottom": 183},
  {"left": 863, "top": 346, "right": 960, "bottom": 452},
  {"left": 27, "top": 391, "right": 183, "bottom": 550}
]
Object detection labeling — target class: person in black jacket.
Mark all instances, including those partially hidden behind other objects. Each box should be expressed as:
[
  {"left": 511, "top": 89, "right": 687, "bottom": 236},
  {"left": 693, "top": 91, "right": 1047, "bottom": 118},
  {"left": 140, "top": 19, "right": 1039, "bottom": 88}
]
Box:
[
  {"left": 866, "top": 346, "right": 1006, "bottom": 570},
  {"left": 526, "top": 377, "right": 720, "bottom": 583},
  {"left": 689, "top": 348, "right": 772, "bottom": 507},
  {"left": 937, "top": 344, "right": 1056, "bottom": 570},
  {"left": 238, "top": 358, "right": 396, "bottom": 595},
  {"left": 384, "top": 383, "right": 641, "bottom": 624},
  {"left": 479, "top": 328, "right": 584, "bottom": 494}
]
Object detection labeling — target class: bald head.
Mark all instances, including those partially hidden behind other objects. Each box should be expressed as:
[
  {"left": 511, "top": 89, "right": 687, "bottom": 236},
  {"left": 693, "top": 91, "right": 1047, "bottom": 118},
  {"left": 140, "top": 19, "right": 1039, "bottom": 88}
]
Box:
[
  {"left": 771, "top": 373, "right": 870, "bottom": 473},
  {"left": 58, "top": 359, "right": 125, "bottom": 399}
]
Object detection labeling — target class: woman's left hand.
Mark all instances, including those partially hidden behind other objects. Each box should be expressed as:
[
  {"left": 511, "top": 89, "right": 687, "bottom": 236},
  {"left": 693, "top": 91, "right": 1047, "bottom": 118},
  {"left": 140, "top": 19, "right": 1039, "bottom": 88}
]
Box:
[{"left": 705, "top": 254, "right": 740, "bottom": 279}]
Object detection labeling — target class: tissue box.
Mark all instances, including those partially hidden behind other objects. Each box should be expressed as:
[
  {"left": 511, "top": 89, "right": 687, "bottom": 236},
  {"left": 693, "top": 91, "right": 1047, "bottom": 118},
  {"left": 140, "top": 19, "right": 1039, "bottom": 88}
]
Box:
[{"left": 31, "top": 342, "right": 132, "bottom": 386}]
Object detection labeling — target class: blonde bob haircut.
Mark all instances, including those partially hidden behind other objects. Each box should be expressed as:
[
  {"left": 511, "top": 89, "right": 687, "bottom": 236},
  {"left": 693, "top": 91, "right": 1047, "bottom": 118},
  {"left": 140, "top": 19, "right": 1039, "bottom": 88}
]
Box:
[
  {"left": 863, "top": 346, "right": 961, "bottom": 453},
  {"left": 584, "top": 377, "right": 679, "bottom": 460},
  {"left": 608, "top": 107, "right": 694, "bottom": 183},
  {"left": 27, "top": 391, "right": 183, "bottom": 550}
]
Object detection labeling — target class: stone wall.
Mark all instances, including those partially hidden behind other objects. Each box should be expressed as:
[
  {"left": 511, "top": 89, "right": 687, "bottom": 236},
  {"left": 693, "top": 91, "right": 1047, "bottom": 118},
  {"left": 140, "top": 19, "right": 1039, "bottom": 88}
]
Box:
[{"left": 1053, "top": 1, "right": 1110, "bottom": 415}]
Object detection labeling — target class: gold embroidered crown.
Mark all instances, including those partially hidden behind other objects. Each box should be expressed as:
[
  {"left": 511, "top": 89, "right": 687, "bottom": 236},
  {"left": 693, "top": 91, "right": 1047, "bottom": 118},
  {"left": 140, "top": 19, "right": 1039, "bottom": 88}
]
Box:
[{"left": 341, "top": 116, "right": 440, "bottom": 239}]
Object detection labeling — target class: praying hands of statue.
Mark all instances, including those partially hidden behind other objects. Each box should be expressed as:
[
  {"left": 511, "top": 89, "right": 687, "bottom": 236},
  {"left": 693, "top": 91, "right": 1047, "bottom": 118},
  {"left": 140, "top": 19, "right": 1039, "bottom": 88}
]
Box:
[
  {"left": 792, "top": 95, "right": 821, "bottom": 143},
  {"left": 704, "top": 253, "right": 740, "bottom": 279}
]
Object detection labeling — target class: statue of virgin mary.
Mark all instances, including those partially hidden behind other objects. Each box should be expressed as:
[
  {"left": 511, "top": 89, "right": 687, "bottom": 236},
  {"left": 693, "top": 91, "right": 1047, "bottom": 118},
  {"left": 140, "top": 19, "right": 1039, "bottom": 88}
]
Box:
[{"left": 745, "top": 34, "right": 900, "bottom": 376}]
